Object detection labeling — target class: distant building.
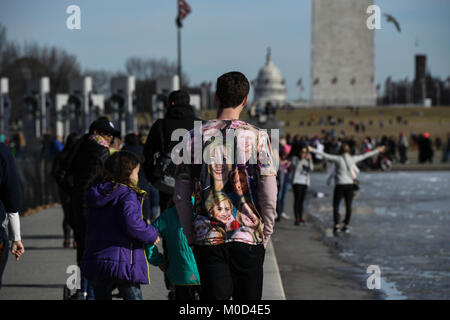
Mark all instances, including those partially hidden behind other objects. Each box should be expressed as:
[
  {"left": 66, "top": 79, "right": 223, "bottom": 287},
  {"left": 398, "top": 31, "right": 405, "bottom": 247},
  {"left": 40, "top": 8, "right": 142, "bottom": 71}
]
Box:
[
  {"left": 414, "top": 54, "right": 427, "bottom": 103},
  {"left": 311, "top": 0, "right": 376, "bottom": 107},
  {"left": 253, "top": 48, "right": 287, "bottom": 108}
]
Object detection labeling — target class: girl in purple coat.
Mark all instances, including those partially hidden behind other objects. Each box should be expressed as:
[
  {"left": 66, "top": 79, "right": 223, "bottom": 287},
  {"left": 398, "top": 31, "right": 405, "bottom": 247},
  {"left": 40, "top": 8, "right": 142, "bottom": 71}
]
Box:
[{"left": 82, "top": 151, "right": 160, "bottom": 300}]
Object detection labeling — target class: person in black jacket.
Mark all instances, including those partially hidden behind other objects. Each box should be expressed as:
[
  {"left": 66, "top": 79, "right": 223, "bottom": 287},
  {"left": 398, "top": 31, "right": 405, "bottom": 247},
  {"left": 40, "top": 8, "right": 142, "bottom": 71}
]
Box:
[
  {"left": 122, "top": 133, "right": 159, "bottom": 223},
  {"left": 142, "top": 90, "right": 199, "bottom": 300},
  {"left": 68, "top": 117, "right": 119, "bottom": 300},
  {"left": 0, "top": 142, "right": 24, "bottom": 288},
  {"left": 143, "top": 90, "right": 200, "bottom": 212},
  {"left": 51, "top": 132, "right": 81, "bottom": 248}
]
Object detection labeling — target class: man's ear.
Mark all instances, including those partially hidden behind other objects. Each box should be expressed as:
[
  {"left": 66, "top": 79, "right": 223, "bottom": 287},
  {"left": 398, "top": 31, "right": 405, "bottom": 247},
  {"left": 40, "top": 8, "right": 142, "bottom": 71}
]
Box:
[{"left": 242, "top": 94, "right": 249, "bottom": 107}]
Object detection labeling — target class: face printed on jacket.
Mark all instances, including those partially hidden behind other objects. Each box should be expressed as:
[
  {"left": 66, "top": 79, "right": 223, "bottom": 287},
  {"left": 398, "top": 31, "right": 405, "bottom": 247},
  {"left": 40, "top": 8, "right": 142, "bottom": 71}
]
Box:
[
  {"left": 206, "top": 142, "right": 233, "bottom": 191},
  {"left": 205, "top": 192, "right": 240, "bottom": 232},
  {"left": 232, "top": 169, "right": 249, "bottom": 196},
  {"left": 188, "top": 119, "right": 277, "bottom": 246}
]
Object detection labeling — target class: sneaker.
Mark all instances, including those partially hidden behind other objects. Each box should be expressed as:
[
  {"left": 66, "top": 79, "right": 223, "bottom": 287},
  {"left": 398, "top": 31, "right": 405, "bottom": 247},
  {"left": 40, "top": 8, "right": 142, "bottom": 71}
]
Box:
[
  {"left": 341, "top": 225, "right": 350, "bottom": 234},
  {"left": 281, "top": 212, "right": 290, "bottom": 220},
  {"left": 333, "top": 225, "right": 341, "bottom": 236}
]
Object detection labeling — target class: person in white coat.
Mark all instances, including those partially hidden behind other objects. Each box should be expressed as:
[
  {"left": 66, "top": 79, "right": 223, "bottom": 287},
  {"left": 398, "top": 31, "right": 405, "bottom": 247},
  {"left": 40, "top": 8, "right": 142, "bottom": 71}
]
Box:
[{"left": 308, "top": 144, "right": 385, "bottom": 235}]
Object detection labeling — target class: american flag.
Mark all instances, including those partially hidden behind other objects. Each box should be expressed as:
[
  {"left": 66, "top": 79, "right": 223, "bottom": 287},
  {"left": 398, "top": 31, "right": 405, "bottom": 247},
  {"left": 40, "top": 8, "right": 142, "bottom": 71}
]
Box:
[{"left": 177, "top": 0, "right": 192, "bottom": 26}]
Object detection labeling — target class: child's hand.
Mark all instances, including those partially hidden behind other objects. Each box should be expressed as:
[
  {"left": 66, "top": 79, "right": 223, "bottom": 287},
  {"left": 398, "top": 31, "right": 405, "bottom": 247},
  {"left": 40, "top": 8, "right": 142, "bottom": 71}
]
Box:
[
  {"left": 159, "top": 260, "right": 169, "bottom": 272},
  {"left": 154, "top": 235, "right": 161, "bottom": 245}
]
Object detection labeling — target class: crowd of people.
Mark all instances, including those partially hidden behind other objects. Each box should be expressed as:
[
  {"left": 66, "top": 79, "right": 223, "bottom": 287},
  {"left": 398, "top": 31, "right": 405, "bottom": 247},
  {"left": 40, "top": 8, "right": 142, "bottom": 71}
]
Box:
[
  {"left": 0, "top": 72, "right": 278, "bottom": 301},
  {"left": 273, "top": 132, "right": 386, "bottom": 234},
  {"left": 1, "top": 70, "right": 450, "bottom": 301}
]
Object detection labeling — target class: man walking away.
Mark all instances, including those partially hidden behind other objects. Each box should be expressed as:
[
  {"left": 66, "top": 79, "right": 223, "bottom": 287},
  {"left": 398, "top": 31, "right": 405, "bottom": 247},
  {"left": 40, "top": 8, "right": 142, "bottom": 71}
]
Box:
[
  {"left": 143, "top": 90, "right": 199, "bottom": 299},
  {"left": 174, "top": 71, "right": 277, "bottom": 300},
  {"left": 143, "top": 90, "right": 199, "bottom": 212}
]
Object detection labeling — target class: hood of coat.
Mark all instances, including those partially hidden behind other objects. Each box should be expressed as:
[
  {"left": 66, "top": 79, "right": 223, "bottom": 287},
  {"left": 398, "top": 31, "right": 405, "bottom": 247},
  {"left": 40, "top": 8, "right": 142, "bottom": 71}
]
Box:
[
  {"left": 86, "top": 181, "right": 134, "bottom": 208},
  {"left": 165, "top": 104, "right": 197, "bottom": 120}
]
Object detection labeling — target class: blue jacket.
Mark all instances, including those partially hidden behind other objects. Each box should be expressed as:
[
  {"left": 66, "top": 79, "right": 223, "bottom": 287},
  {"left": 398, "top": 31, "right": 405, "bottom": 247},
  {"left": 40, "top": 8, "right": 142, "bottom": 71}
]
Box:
[{"left": 82, "top": 181, "right": 158, "bottom": 284}]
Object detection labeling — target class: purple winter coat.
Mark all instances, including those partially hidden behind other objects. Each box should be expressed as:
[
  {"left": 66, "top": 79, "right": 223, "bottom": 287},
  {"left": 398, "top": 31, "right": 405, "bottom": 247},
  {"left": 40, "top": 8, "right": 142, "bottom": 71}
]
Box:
[{"left": 82, "top": 181, "right": 158, "bottom": 284}]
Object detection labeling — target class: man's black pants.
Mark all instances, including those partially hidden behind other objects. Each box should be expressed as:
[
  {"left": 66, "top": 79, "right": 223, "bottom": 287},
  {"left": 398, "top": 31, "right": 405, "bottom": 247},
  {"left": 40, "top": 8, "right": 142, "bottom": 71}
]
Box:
[{"left": 194, "top": 242, "right": 265, "bottom": 300}]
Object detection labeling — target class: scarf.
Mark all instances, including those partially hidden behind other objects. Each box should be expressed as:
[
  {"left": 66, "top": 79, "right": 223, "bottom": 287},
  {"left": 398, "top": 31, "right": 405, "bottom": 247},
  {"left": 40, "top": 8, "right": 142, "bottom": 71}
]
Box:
[{"left": 89, "top": 134, "right": 109, "bottom": 148}]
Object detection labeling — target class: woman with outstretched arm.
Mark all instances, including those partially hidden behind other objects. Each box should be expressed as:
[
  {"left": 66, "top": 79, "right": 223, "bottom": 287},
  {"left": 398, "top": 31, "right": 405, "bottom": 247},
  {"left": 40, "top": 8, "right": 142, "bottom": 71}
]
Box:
[{"left": 308, "top": 144, "right": 386, "bottom": 235}]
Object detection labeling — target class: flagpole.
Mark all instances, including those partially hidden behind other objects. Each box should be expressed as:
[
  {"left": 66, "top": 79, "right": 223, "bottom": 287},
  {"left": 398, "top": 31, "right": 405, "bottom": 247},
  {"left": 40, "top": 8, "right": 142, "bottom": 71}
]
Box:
[
  {"left": 176, "top": 0, "right": 190, "bottom": 90},
  {"left": 177, "top": 22, "right": 182, "bottom": 89}
]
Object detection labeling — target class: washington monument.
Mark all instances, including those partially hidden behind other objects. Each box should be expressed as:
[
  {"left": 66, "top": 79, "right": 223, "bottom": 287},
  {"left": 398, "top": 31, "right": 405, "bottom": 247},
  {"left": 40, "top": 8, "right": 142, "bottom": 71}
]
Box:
[{"left": 311, "top": 0, "right": 376, "bottom": 107}]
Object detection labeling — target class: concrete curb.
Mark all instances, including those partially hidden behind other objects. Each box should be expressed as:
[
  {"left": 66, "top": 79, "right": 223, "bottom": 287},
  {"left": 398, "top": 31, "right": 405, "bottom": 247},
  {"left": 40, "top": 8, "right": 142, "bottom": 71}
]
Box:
[{"left": 262, "top": 239, "right": 286, "bottom": 300}]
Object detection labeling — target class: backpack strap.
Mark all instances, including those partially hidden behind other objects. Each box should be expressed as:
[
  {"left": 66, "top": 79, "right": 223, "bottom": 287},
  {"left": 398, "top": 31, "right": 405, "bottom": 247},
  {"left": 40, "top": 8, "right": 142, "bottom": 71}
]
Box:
[{"left": 157, "top": 119, "right": 166, "bottom": 154}]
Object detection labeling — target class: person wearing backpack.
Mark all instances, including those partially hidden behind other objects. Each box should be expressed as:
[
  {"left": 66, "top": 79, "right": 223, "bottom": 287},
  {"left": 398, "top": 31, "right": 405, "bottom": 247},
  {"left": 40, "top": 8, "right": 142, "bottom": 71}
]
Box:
[
  {"left": 143, "top": 90, "right": 200, "bottom": 212},
  {"left": 142, "top": 90, "right": 200, "bottom": 298},
  {"left": 308, "top": 144, "right": 385, "bottom": 235}
]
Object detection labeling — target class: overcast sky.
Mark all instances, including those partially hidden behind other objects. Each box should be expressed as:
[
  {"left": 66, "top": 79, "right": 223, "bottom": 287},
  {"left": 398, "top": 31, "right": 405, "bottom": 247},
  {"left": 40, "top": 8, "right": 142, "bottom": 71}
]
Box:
[{"left": 1, "top": 0, "right": 449, "bottom": 100}]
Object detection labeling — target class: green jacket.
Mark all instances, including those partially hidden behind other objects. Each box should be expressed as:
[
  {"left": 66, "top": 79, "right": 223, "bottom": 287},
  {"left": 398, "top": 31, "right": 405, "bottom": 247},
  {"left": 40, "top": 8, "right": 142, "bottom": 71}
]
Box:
[{"left": 144, "top": 206, "right": 200, "bottom": 286}]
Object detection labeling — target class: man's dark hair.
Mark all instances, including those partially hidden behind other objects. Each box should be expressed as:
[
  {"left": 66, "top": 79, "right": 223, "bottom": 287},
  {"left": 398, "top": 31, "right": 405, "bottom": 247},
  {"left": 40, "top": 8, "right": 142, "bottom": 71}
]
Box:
[
  {"left": 216, "top": 71, "right": 250, "bottom": 108},
  {"left": 168, "top": 90, "right": 190, "bottom": 106}
]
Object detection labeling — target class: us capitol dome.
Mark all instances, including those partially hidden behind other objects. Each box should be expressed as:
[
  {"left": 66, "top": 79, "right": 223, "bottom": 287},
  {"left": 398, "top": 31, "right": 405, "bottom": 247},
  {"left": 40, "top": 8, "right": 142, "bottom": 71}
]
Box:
[{"left": 253, "top": 47, "right": 287, "bottom": 108}]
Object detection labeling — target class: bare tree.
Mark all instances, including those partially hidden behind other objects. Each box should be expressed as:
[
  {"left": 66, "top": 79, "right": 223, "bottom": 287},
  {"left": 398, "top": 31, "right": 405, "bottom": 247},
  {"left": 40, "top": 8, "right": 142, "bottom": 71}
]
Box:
[
  {"left": 124, "top": 56, "right": 189, "bottom": 85},
  {"left": 0, "top": 24, "right": 81, "bottom": 121}
]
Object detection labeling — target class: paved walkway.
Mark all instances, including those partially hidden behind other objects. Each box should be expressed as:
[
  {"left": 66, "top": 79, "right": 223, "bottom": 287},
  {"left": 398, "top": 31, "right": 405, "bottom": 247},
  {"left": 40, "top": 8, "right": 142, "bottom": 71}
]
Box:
[
  {"left": 271, "top": 192, "right": 378, "bottom": 300},
  {"left": 0, "top": 205, "right": 285, "bottom": 300},
  {"left": 1, "top": 192, "right": 379, "bottom": 300}
]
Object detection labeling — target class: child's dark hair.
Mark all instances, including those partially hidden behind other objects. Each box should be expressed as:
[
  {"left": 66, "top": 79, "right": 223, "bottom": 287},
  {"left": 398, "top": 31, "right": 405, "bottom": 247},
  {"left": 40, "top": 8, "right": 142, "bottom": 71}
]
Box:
[
  {"left": 103, "top": 151, "right": 140, "bottom": 186},
  {"left": 216, "top": 71, "right": 250, "bottom": 109}
]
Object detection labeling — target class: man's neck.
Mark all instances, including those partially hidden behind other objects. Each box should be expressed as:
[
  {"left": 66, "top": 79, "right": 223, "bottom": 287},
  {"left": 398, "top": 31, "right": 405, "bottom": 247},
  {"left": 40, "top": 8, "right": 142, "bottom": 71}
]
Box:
[{"left": 217, "top": 107, "right": 242, "bottom": 120}]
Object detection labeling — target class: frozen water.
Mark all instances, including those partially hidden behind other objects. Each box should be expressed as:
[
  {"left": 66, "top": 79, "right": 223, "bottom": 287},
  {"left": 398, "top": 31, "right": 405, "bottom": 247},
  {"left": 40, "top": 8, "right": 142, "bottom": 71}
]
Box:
[{"left": 306, "top": 171, "right": 450, "bottom": 300}]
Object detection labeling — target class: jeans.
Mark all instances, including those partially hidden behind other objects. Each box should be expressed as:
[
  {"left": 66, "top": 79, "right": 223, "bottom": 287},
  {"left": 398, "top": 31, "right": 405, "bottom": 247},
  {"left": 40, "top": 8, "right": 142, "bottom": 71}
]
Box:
[
  {"left": 81, "top": 276, "right": 95, "bottom": 300},
  {"left": 92, "top": 279, "right": 143, "bottom": 300},
  {"left": 277, "top": 172, "right": 292, "bottom": 214}
]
